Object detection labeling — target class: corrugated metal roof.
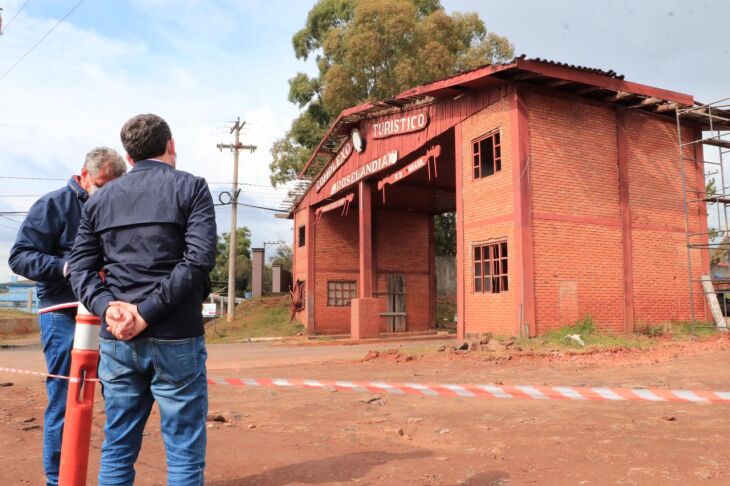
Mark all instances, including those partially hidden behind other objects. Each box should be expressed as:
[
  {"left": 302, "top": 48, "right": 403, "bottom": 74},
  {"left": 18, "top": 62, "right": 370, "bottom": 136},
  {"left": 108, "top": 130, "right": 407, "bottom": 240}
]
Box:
[{"left": 523, "top": 56, "right": 624, "bottom": 79}]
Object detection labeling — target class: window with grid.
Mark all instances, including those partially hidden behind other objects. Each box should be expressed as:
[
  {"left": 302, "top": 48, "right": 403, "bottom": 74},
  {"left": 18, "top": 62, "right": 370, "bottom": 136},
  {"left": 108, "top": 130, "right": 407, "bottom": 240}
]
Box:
[
  {"left": 473, "top": 241, "right": 508, "bottom": 294},
  {"left": 472, "top": 130, "right": 502, "bottom": 179},
  {"left": 327, "top": 281, "right": 357, "bottom": 306}
]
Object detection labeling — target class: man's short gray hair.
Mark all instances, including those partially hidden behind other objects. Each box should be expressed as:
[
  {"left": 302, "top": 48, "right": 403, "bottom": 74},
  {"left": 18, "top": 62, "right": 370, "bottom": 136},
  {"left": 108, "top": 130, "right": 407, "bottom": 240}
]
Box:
[{"left": 84, "top": 147, "right": 127, "bottom": 178}]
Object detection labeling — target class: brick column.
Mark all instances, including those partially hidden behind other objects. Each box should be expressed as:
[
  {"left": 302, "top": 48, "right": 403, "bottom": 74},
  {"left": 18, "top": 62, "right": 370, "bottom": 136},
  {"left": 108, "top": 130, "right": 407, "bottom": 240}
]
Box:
[
  {"left": 306, "top": 206, "right": 316, "bottom": 333},
  {"left": 351, "top": 181, "right": 379, "bottom": 339},
  {"left": 510, "top": 86, "right": 536, "bottom": 337},
  {"left": 454, "top": 123, "right": 466, "bottom": 340},
  {"left": 252, "top": 248, "right": 264, "bottom": 298},
  {"left": 616, "top": 109, "right": 635, "bottom": 333},
  {"left": 272, "top": 264, "right": 282, "bottom": 293}
]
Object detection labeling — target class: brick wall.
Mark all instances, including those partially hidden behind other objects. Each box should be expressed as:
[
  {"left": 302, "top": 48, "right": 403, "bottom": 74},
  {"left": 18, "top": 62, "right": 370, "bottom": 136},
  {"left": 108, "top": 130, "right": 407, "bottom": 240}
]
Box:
[
  {"left": 626, "top": 112, "right": 708, "bottom": 324},
  {"left": 527, "top": 91, "right": 625, "bottom": 333},
  {"left": 374, "top": 210, "right": 433, "bottom": 332},
  {"left": 298, "top": 206, "right": 435, "bottom": 335},
  {"left": 292, "top": 208, "right": 309, "bottom": 328},
  {"left": 313, "top": 209, "right": 359, "bottom": 334},
  {"left": 460, "top": 95, "right": 518, "bottom": 335},
  {"left": 526, "top": 91, "right": 708, "bottom": 333}
]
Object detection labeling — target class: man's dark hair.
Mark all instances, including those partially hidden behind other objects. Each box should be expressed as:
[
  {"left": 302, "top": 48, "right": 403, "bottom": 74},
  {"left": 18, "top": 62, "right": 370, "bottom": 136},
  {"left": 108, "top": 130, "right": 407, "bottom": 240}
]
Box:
[{"left": 120, "top": 114, "right": 172, "bottom": 162}]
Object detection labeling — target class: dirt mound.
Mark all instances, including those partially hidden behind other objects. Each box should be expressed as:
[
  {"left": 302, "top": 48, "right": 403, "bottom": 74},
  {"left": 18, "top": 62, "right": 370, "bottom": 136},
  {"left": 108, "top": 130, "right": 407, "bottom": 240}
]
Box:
[{"left": 360, "top": 348, "right": 415, "bottom": 363}]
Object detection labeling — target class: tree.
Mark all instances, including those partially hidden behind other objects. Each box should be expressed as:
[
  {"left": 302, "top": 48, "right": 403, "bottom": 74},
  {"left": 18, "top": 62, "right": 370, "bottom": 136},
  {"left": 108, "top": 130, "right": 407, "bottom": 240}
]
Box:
[
  {"left": 269, "top": 0, "right": 514, "bottom": 186},
  {"left": 269, "top": 244, "right": 293, "bottom": 271},
  {"left": 209, "top": 227, "right": 253, "bottom": 297},
  {"left": 434, "top": 212, "right": 456, "bottom": 256}
]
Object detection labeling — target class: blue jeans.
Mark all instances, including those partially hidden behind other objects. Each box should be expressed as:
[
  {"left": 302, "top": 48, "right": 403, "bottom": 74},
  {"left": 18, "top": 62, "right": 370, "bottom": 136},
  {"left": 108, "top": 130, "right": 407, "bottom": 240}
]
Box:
[
  {"left": 97, "top": 336, "right": 208, "bottom": 486},
  {"left": 39, "top": 310, "right": 76, "bottom": 486}
]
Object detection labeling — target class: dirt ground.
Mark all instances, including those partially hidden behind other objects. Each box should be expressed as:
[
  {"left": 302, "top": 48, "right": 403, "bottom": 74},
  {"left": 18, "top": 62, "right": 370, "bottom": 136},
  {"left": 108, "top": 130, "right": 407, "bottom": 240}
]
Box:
[{"left": 1, "top": 336, "right": 730, "bottom": 485}]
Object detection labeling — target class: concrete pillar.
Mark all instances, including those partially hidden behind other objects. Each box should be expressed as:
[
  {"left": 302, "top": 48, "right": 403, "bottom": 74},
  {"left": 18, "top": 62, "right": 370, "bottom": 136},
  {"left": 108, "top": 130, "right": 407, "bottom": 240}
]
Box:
[
  {"left": 272, "top": 264, "right": 282, "bottom": 293},
  {"left": 252, "top": 248, "right": 264, "bottom": 298}
]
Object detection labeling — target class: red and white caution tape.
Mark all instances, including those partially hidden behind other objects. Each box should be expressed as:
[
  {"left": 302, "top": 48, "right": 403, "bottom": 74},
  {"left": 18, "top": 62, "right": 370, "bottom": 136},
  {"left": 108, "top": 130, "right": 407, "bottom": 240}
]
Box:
[
  {"left": 0, "top": 366, "right": 96, "bottom": 383},
  {"left": 207, "top": 377, "right": 730, "bottom": 404},
  {"left": 3, "top": 367, "right": 730, "bottom": 404}
]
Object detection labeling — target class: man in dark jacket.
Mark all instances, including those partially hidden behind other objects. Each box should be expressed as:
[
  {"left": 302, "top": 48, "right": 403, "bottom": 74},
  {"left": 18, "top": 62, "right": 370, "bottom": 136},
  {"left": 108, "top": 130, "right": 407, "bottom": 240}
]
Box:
[
  {"left": 8, "top": 147, "right": 126, "bottom": 486},
  {"left": 69, "top": 113, "right": 217, "bottom": 485}
]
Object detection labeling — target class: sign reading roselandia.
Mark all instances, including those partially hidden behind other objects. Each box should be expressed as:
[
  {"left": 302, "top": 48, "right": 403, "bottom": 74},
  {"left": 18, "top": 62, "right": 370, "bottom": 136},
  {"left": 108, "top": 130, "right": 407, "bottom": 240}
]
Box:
[
  {"left": 371, "top": 110, "right": 429, "bottom": 139},
  {"left": 330, "top": 150, "right": 398, "bottom": 196},
  {"left": 315, "top": 140, "right": 354, "bottom": 192}
]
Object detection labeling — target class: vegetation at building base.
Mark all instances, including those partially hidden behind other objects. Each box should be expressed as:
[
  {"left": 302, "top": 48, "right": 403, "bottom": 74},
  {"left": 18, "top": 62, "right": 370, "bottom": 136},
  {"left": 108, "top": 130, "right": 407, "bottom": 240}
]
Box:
[
  {"left": 205, "top": 295, "right": 304, "bottom": 344},
  {"left": 521, "top": 316, "right": 720, "bottom": 353},
  {"left": 435, "top": 296, "right": 456, "bottom": 326},
  {"left": 404, "top": 316, "right": 723, "bottom": 359}
]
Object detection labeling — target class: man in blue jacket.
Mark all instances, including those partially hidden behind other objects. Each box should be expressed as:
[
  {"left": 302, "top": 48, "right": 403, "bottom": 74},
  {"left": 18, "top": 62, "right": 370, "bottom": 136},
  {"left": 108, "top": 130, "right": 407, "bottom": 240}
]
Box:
[
  {"left": 8, "top": 147, "right": 127, "bottom": 486},
  {"left": 69, "top": 113, "right": 217, "bottom": 485}
]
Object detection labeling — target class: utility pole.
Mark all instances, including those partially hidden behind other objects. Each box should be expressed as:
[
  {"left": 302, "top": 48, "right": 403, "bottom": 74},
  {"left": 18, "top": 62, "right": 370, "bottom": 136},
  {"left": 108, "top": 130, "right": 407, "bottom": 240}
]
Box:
[{"left": 217, "top": 118, "right": 257, "bottom": 322}]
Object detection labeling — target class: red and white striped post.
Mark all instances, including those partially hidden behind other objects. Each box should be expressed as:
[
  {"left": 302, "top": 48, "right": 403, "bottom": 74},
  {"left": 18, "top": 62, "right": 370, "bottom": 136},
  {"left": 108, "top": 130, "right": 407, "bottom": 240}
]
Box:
[{"left": 59, "top": 303, "right": 100, "bottom": 486}]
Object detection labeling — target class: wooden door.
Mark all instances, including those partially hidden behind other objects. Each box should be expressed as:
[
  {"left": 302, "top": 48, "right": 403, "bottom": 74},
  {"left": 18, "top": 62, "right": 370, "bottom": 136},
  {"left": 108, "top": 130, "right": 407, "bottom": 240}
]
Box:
[{"left": 386, "top": 274, "right": 406, "bottom": 332}]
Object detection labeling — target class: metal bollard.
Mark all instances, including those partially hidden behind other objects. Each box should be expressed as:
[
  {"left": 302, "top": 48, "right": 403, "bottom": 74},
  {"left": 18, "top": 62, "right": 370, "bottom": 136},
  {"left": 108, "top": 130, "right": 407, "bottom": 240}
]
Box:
[{"left": 59, "top": 304, "right": 100, "bottom": 486}]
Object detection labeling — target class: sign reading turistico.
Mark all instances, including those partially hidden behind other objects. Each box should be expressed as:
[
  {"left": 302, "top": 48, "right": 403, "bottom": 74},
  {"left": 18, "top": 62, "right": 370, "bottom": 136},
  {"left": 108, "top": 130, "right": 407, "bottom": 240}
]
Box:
[
  {"left": 315, "top": 140, "right": 354, "bottom": 193},
  {"left": 371, "top": 110, "right": 429, "bottom": 139},
  {"left": 330, "top": 150, "right": 398, "bottom": 196}
]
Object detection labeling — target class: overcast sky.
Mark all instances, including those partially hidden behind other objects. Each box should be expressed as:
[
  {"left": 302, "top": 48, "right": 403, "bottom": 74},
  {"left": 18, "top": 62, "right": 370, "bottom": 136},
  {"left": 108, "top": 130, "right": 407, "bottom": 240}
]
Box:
[{"left": 0, "top": 0, "right": 728, "bottom": 281}]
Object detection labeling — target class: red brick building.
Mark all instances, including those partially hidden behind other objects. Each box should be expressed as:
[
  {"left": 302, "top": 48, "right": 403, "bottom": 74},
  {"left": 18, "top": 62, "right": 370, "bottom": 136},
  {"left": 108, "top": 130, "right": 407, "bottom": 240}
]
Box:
[{"left": 288, "top": 57, "right": 713, "bottom": 339}]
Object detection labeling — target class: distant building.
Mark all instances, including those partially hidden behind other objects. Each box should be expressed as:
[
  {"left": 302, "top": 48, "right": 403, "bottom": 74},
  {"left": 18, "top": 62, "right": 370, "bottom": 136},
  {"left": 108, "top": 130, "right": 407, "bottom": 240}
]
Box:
[{"left": 0, "top": 279, "right": 38, "bottom": 313}]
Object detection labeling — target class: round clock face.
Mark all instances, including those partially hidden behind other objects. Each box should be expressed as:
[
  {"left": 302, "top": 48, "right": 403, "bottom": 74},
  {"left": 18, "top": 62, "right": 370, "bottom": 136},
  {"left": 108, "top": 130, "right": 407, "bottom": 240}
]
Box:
[{"left": 351, "top": 128, "right": 364, "bottom": 153}]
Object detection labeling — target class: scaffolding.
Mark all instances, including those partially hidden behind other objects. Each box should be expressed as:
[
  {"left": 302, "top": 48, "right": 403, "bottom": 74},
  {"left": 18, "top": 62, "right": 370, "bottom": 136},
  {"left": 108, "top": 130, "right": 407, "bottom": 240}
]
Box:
[{"left": 677, "top": 98, "right": 730, "bottom": 330}]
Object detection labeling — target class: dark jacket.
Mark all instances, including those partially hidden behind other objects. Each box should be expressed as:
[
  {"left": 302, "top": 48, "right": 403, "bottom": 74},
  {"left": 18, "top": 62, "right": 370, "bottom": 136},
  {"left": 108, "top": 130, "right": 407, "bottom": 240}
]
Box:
[
  {"left": 9, "top": 177, "right": 88, "bottom": 310},
  {"left": 68, "top": 160, "right": 217, "bottom": 339}
]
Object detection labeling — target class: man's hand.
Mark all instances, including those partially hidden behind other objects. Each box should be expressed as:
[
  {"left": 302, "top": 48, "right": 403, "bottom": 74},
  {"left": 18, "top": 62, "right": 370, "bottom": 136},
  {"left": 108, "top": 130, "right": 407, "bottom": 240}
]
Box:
[
  {"left": 106, "top": 301, "right": 149, "bottom": 340},
  {"left": 105, "top": 305, "right": 136, "bottom": 340}
]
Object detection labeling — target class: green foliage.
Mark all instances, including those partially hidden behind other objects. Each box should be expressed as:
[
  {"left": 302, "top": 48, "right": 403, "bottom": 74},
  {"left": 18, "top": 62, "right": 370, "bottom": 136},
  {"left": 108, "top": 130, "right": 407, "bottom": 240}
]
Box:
[
  {"left": 637, "top": 323, "right": 666, "bottom": 338},
  {"left": 209, "top": 227, "right": 252, "bottom": 297},
  {"left": 637, "top": 320, "right": 719, "bottom": 340},
  {"left": 534, "top": 316, "right": 652, "bottom": 351},
  {"left": 435, "top": 212, "right": 456, "bottom": 256},
  {"left": 269, "top": 244, "right": 293, "bottom": 271},
  {"left": 544, "top": 315, "right": 596, "bottom": 341},
  {"left": 435, "top": 296, "right": 456, "bottom": 324},
  {"left": 270, "top": 0, "right": 515, "bottom": 186},
  {"left": 710, "top": 235, "right": 729, "bottom": 265}
]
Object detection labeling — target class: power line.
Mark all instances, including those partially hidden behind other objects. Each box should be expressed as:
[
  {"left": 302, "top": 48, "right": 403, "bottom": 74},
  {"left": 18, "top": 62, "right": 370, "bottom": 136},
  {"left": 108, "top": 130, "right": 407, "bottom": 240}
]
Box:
[
  {"left": 0, "top": 176, "right": 65, "bottom": 181},
  {"left": 0, "top": 175, "right": 288, "bottom": 191},
  {"left": 2, "top": 0, "right": 32, "bottom": 32},
  {"left": 0, "top": 0, "right": 86, "bottom": 83},
  {"left": 0, "top": 215, "right": 21, "bottom": 224},
  {"left": 0, "top": 221, "right": 20, "bottom": 231}
]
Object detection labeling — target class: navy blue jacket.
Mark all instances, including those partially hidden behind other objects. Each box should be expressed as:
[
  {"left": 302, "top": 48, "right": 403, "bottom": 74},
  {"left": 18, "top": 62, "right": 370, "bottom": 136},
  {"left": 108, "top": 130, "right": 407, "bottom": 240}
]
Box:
[
  {"left": 9, "top": 177, "right": 88, "bottom": 310},
  {"left": 68, "top": 160, "right": 217, "bottom": 339}
]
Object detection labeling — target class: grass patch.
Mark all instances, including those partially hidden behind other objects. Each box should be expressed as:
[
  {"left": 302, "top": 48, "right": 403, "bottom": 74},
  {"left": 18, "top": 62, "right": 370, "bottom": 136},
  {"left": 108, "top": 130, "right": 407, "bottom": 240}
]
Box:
[
  {"left": 521, "top": 316, "right": 654, "bottom": 352},
  {"left": 205, "top": 295, "right": 304, "bottom": 344},
  {"left": 0, "top": 308, "right": 34, "bottom": 319},
  {"left": 636, "top": 320, "right": 719, "bottom": 341},
  {"left": 436, "top": 297, "right": 456, "bottom": 324},
  {"left": 522, "top": 317, "right": 723, "bottom": 353}
]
